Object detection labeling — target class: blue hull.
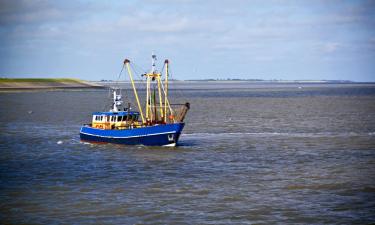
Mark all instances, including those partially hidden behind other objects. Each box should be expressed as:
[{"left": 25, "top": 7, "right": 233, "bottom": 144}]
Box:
[{"left": 80, "top": 123, "right": 185, "bottom": 146}]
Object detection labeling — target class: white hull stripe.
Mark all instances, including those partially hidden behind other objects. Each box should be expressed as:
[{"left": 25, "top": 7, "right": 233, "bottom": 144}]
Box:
[
  {"left": 80, "top": 130, "right": 176, "bottom": 139},
  {"left": 163, "top": 143, "right": 176, "bottom": 147}
]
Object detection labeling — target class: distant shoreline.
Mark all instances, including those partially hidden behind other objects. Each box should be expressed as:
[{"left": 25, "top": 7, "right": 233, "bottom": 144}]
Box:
[
  {"left": 2, "top": 78, "right": 374, "bottom": 92},
  {"left": 95, "top": 80, "right": 375, "bottom": 84},
  {"left": 0, "top": 78, "right": 105, "bottom": 91},
  {"left": 184, "top": 79, "right": 355, "bottom": 83}
]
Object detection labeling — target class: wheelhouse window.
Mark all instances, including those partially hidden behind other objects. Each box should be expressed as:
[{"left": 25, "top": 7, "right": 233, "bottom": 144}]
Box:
[
  {"left": 118, "top": 114, "right": 139, "bottom": 121},
  {"left": 94, "top": 115, "right": 104, "bottom": 121}
]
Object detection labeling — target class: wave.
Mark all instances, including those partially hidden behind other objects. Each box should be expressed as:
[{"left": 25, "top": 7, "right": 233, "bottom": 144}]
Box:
[{"left": 181, "top": 131, "right": 375, "bottom": 138}]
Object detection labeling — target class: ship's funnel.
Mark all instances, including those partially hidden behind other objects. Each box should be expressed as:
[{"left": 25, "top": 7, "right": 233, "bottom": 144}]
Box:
[{"left": 176, "top": 102, "right": 190, "bottom": 122}]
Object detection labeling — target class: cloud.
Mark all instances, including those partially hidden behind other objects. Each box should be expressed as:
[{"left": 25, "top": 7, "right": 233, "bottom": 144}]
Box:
[
  {"left": 117, "top": 14, "right": 191, "bottom": 33},
  {"left": 0, "top": 0, "right": 374, "bottom": 81},
  {"left": 0, "top": 1, "right": 67, "bottom": 26},
  {"left": 323, "top": 42, "right": 341, "bottom": 53}
]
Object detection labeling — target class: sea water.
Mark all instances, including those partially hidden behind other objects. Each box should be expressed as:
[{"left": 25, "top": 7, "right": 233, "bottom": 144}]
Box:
[{"left": 1, "top": 82, "right": 375, "bottom": 224}]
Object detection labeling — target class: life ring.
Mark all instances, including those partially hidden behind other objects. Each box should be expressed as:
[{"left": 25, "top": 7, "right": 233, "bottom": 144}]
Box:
[{"left": 95, "top": 124, "right": 103, "bottom": 129}]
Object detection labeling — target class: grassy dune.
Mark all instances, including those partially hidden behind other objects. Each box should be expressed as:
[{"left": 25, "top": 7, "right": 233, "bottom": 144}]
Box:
[
  {"left": 0, "top": 78, "right": 103, "bottom": 90},
  {"left": 0, "top": 78, "right": 82, "bottom": 82}
]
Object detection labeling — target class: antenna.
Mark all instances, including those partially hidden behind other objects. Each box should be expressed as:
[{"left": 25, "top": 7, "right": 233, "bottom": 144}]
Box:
[{"left": 111, "top": 88, "right": 122, "bottom": 112}]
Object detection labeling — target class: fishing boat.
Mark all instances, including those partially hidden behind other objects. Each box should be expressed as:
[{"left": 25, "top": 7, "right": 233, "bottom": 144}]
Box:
[{"left": 80, "top": 54, "right": 189, "bottom": 146}]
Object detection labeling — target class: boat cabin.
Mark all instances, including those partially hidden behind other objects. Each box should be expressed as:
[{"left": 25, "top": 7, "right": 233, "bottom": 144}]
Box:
[{"left": 92, "top": 111, "right": 140, "bottom": 130}]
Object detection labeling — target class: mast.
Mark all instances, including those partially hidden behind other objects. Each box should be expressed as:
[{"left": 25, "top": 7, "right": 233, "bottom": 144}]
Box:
[
  {"left": 153, "top": 89, "right": 157, "bottom": 121},
  {"left": 145, "top": 53, "right": 164, "bottom": 123},
  {"left": 151, "top": 52, "right": 156, "bottom": 73},
  {"left": 122, "top": 54, "right": 174, "bottom": 125},
  {"left": 164, "top": 59, "right": 169, "bottom": 123},
  {"left": 157, "top": 75, "right": 163, "bottom": 121},
  {"left": 146, "top": 74, "right": 150, "bottom": 121},
  {"left": 124, "top": 59, "right": 145, "bottom": 124}
]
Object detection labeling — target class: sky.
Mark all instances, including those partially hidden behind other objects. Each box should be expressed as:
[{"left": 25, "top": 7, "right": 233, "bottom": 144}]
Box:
[{"left": 0, "top": 0, "right": 374, "bottom": 81}]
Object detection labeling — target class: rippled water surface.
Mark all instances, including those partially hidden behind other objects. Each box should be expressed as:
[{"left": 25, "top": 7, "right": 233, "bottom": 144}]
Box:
[{"left": 1, "top": 82, "right": 375, "bottom": 224}]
